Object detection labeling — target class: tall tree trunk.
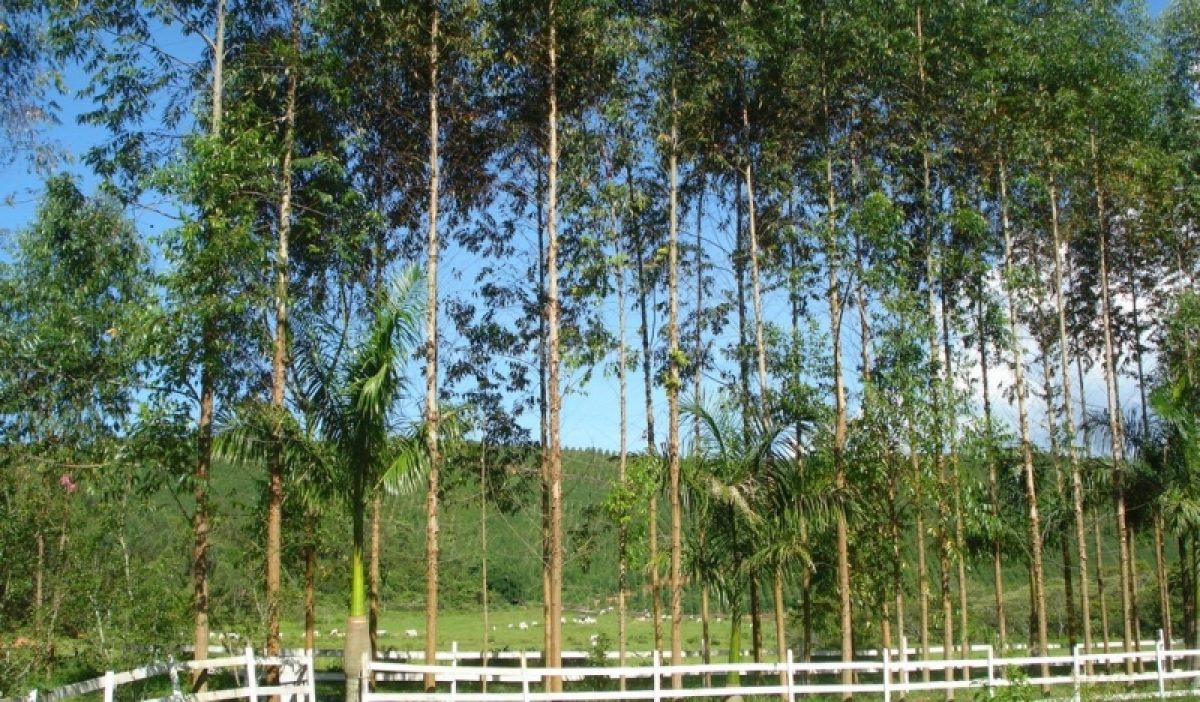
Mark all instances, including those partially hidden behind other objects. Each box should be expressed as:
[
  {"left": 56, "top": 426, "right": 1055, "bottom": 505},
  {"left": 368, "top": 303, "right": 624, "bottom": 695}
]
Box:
[
  {"left": 266, "top": 2, "right": 298, "bottom": 687},
  {"left": 666, "top": 81, "right": 684, "bottom": 682},
  {"left": 1000, "top": 157, "right": 1048, "bottom": 677},
  {"left": 635, "top": 197, "right": 661, "bottom": 656},
  {"left": 193, "top": 0, "right": 224, "bottom": 688},
  {"left": 193, "top": 367, "right": 213, "bottom": 692},
  {"left": 422, "top": 1, "right": 442, "bottom": 690},
  {"left": 544, "top": 0, "right": 564, "bottom": 684},
  {"left": 1089, "top": 148, "right": 1135, "bottom": 668},
  {"left": 978, "top": 296, "right": 1007, "bottom": 651},
  {"left": 823, "top": 97, "right": 854, "bottom": 702},
  {"left": 616, "top": 191, "right": 629, "bottom": 690},
  {"left": 480, "top": 441, "right": 490, "bottom": 691},
  {"left": 1098, "top": 519, "right": 1112, "bottom": 655},
  {"left": 912, "top": 444, "right": 930, "bottom": 682}
]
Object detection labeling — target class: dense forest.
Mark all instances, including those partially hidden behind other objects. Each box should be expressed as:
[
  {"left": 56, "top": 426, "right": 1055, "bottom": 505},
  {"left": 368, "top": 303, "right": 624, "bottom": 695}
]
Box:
[{"left": 1, "top": 0, "right": 1199, "bottom": 698}]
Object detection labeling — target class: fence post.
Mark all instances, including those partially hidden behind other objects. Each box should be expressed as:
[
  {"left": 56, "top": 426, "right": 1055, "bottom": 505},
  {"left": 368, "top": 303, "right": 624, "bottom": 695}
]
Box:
[
  {"left": 985, "top": 644, "right": 994, "bottom": 700},
  {"left": 882, "top": 645, "right": 891, "bottom": 702},
  {"left": 901, "top": 636, "right": 909, "bottom": 692},
  {"left": 1156, "top": 630, "right": 1166, "bottom": 702},
  {"left": 246, "top": 646, "right": 259, "bottom": 702},
  {"left": 103, "top": 671, "right": 115, "bottom": 702},
  {"left": 652, "top": 650, "right": 661, "bottom": 702},
  {"left": 786, "top": 649, "right": 796, "bottom": 702},
  {"left": 451, "top": 641, "right": 458, "bottom": 702},
  {"left": 305, "top": 650, "right": 317, "bottom": 702},
  {"left": 520, "top": 652, "right": 529, "bottom": 702},
  {"left": 1072, "top": 643, "right": 1081, "bottom": 702},
  {"left": 168, "top": 655, "right": 182, "bottom": 698}
]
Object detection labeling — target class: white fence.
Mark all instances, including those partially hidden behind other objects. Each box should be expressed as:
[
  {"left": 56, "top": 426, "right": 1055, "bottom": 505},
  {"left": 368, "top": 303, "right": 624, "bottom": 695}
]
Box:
[
  {"left": 12, "top": 638, "right": 1200, "bottom": 702},
  {"left": 363, "top": 638, "right": 1200, "bottom": 702},
  {"left": 13, "top": 647, "right": 315, "bottom": 702}
]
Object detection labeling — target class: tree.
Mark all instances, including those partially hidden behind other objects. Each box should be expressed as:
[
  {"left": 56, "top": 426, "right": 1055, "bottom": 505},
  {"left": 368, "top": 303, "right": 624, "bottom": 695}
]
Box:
[
  {"left": 0, "top": 174, "right": 153, "bottom": 669},
  {"left": 289, "top": 265, "right": 425, "bottom": 702}
]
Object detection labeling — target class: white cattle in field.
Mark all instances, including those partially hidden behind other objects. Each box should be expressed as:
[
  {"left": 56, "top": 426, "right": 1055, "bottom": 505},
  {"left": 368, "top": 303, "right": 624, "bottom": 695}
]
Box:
[
  {"left": 518, "top": 621, "right": 529, "bottom": 630},
  {"left": 406, "top": 629, "right": 419, "bottom": 638}
]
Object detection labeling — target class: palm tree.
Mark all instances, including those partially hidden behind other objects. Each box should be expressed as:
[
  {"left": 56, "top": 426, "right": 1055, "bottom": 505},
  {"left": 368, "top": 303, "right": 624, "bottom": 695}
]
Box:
[
  {"left": 682, "top": 392, "right": 792, "bottom": 686},
  {"left": 291, "top": 266, "right": 425, "bottom": 702}
]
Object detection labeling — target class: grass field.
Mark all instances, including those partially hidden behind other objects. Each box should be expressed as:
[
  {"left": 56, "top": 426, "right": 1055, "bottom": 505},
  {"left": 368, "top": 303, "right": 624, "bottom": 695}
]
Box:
[{"left": 286, "top": 605, "right": 781, "bottom": 657}]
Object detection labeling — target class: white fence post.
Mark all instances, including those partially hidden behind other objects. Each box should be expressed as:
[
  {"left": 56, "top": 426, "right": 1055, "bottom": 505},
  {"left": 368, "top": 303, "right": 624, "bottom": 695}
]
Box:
[
  {"left": 785, "top": 649, "right": 796, "bottom": 702},
  {"left": 519, "top": 652, "right": 529, "bottom": 702},
  {"left": 985, "top": 644, "right": 994, "bottom": 699},
  {"left": 103, "top": 671, "right": 115, "bottom": 702},
  {"left": 882, "top": 645, "right": 891, "bottom": 702},
  {"left": 652, "top": 650, "right": 661, "bottom": 702},
  {"left": 1072, "top": 643, "right": 1081, "bottom": 702},
  {"left": 451, "top": 641, "right": 458, "bottom": 702},
  {"left": 1156, "top": 630, "right": 1166, "bottom": 701},
  {"left": 305, "top": 650, "right": 317, "bottom": 702},
  {"left": 901, "top": 636, "right": 909, "bottom": 692},
  {"left": 245, "top": 646, "right": 258, "bottom": 702}
]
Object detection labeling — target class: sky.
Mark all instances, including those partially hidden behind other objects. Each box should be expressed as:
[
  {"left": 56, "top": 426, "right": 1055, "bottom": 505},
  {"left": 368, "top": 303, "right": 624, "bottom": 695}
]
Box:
[{"left": 0, "top": 0, "right": 1182, "bottom": 453}]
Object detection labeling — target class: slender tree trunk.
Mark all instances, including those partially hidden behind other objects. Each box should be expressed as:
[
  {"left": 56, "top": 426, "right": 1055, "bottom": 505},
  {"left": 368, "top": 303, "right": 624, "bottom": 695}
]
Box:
[
  {"left": 545, "top": 0, "right": 564, "bottom": 682},
  {"left": 1090, "top": 155, "right": 1136, "bottom": 669},
  {"left": 635, "top": 199, "right": 661, "bottom": 656},
  {"left": 1098, "top": 519, "right": 1112, "bottom": 655},
  {"left": 265, "top": 3, "right": 298, "bottom": 688},
  {"left": 616, "top": 196, "right": 629, "bottom": 690},
  {"left": 824, "top": 105, "right": 854, "bottom": 702},
  {"left": 1000, "top": 157, "right": 1048, "bottom": 677},
  {"left": 913, "top": 444, "right": 931, "bottom": 682},
  {"left": 978, "top": 297, "right": 1007, "bottom": 651},
  {"left": 666, "top": 81, "right": 684, "bottom": 683},
  {"left": 193, "top": 0, "right": 224, "bottom": 688},
  {"left": 480, "top": 442, "right": 489, "bottom": 691},
  {"left": 927, "top": 241, "right": 954, "bottom": 700},
  {"left": 193, "top": 369, "right": 213, "bottom": 692},
  {"left": 422, "top": 1, "right": 442, "bottom": 689}
]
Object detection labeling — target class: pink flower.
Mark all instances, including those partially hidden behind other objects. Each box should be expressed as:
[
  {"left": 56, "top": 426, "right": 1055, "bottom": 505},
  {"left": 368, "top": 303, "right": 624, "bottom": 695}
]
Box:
[{"left": 59, "top": 474, "right": 77, "bottom": 494}]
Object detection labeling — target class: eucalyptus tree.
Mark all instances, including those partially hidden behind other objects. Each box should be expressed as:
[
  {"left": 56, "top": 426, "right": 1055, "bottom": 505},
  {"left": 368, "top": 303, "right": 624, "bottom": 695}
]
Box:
[{"left": 487, "top": 0, "right": 629, "bottom": 670}]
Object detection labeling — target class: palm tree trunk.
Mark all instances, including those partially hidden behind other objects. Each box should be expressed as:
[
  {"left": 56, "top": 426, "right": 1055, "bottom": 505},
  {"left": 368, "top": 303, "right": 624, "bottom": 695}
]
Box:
[{"left": 370, "top": 496, "right": 381, "bottom": 665}]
